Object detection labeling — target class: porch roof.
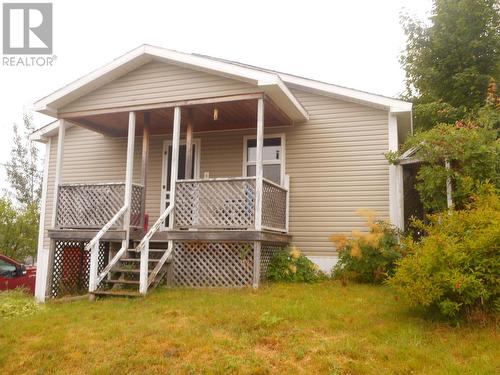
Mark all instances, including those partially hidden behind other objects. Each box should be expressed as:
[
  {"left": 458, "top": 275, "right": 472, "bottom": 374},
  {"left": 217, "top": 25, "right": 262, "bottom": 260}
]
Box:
[{"left": 33, "top": 45, "right": 309, "bottom": 122}]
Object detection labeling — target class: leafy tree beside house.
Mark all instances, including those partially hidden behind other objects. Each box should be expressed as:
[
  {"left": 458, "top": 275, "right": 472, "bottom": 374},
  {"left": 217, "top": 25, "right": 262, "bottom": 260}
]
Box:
[
  {"left": 0, "top": 113, "right": 42, "bottom": 260},
  {"left": 387, "top": 0, "right": 500, "bottom": 320},
  {"left": 401, "top": 0, "right": 499, "bottom": 131}
]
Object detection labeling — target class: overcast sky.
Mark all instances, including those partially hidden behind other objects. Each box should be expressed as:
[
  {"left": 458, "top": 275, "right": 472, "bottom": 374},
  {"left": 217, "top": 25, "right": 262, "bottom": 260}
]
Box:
[{"left": 0, "top": 0, "right": 432, "bottom": 190}]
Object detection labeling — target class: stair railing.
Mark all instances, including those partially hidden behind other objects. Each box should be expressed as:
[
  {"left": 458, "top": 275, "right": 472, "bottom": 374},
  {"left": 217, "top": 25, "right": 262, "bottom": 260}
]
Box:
[
  {"left": 86, "top": 204, "right": 128, "bottom": 292},
  {"left": 135, "top": 203, "right": 175, "bottom": 294}
]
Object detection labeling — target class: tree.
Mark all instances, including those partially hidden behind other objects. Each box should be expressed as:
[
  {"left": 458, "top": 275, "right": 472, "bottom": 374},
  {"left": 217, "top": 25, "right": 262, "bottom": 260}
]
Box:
[
  {"left": 4, "top": 113, "right": 42, "bottom": 207},
  {"left": 401, "top": 0, "right": 500, "bottom": 130},
  {"left": 390, "top": 121, "right": 499, "bottom": 211},
  {"left": 0, "top": 198, "right": 39, "bottom": 260},
  {"left": 1, "top": 113, "right": 42, "bottom": 260}
]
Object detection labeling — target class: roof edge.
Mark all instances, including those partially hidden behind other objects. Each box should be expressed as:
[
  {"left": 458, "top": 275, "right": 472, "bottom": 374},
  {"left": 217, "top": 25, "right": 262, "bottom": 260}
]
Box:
[{"left": 280, "top": 74, "right": 412, "bottom": 113}]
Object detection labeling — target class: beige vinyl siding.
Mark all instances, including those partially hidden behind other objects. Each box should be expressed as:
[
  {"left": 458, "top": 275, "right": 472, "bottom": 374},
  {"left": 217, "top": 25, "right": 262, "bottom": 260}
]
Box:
[
  {"left": 59, "top": 61, "right": 260, "bottom": 114},
  {"left": 284, "top": 88, "right": 389, "bottom": 255},
  {"left": 42, "top": 82, "right": 390, "bottom": 258}
]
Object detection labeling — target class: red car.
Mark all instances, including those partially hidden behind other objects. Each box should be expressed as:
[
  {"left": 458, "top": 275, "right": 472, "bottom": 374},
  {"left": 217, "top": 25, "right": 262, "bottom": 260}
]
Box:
[{"left": 0, "top": 254, "right": 36, "bottom": 294}]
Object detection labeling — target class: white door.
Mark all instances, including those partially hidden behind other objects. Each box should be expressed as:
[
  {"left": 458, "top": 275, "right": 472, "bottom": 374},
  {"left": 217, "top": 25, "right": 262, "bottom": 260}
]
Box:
[{"left": 160, "top": 139, "right": 200, "bottom": 230}]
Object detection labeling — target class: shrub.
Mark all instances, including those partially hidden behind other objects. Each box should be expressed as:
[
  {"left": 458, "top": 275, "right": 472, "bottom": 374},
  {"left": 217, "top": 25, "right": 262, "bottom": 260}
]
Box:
[
  {"left": 0, "top": 289, "right": 42, "bottom": 319},
  {"left": 266, "top": 247, "right": 324, "bottom": 283},
  {"left": 388, "top": 189, "right": 500, "bottom": 319},
  {"left": 331, "top": 209, "right": 403, "bottom": 283},
  {"left": 386, "top": 121, "right": 499, "bottom": 212}
]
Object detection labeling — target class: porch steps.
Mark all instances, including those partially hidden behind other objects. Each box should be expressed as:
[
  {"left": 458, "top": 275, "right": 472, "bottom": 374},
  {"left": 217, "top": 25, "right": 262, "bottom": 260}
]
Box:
[
  {"left": 104, "top": 279, "right": 139, "bottom": 285},
  {"left": 111, "top": 268, "right": 149, "bottom": 274},
  {"left": 94, "top": 243, "right": 172, "bottom": 298},
  {"left": 91, "top": 290, "right": 142, "bottom": 298},
  {"left": 128, "top": 248, "right": 168, "bottom": 253}
]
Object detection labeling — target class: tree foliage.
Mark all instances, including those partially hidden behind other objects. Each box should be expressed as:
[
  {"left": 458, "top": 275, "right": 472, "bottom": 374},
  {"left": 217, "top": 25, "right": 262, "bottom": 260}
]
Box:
[
  {"left": 1, "top": 113, "right": 42, "bottom": 260},
  {"left": 0, "top": 198, "right": 39, "bottom": 260},
  {"left": 4, "top": 113, "right": 42, "bottom": 207},
  {"left": 388, "top": 188, "right": 500, "bottom": 319},
  {"left": 401, "top": 0, "right": 500, "bottom": 130},
  {"left": 388, "top": 120, "right": 499, "bottom": 211}
]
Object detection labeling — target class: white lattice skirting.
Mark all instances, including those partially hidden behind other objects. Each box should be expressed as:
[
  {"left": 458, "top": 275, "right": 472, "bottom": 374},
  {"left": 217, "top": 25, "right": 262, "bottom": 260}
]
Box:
[{"left": 172, "top": 241, "right": 283, "bottom": 287}]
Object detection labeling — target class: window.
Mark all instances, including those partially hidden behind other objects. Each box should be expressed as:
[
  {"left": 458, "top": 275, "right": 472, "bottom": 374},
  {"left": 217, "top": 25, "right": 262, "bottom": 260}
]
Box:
[
  {"left": 245, "top": 136, "right": 284, "bottom": 184},
  {"left": 0, "top": 259, "right": 16, "bottom": 277}
]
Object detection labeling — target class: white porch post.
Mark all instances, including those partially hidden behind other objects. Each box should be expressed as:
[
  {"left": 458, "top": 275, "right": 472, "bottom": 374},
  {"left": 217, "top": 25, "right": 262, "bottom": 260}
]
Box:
[
  {"left": 185, "top": 109, "right": 194, "bottom": 179},
  {"left": 445, "top": 159, "right": 453, "bottom": 210},
  {"left": 140, "top": 112, "right": 150, "bottom": 225},
  {"left": 253, "top": 241, "right": 261, "bottom": 289},
  {"left": 35, "top": 120, "right": 65, "bottom": 302},
  {"left": 123, "top": 111, "right": 136, "bottom": 240},
  {"left": 168, "top": 106, "right": 182, "bottom": 229},
  {"left": 140, "top": 107, "right": 180, "bottom": 293},
  {"left": 388, "top": 113, "right": 404, "bottom": 230},
  {"left": 255, "top": 98, "right": 264, "bottom": 230},
  {"left": 34, "top": 131, "right": 53, "bottom": 302}
]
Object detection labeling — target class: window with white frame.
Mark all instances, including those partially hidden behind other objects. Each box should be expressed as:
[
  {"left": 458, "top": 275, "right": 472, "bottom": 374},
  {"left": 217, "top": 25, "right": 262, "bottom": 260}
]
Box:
[{"left": 245, "top": 136, "right": 284, "bottom": 185}]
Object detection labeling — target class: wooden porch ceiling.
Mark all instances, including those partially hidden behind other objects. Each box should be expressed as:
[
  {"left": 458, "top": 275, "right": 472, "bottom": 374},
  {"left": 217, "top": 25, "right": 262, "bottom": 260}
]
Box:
[{"left": 69, "top": 97, "right": 292, "bottom": 137}]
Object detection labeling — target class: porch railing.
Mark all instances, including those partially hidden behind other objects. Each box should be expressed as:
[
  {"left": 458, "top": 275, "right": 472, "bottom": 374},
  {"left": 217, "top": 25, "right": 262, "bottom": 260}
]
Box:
[
  {"left": 261, "top": 179, "right": 288, "bottom": 232},
  {"left": 174, "top": 177, "right": 288, "bottom": 232},
  {"left": 55, "top": 182, "right": 144, "bottom": 229},
  {"left": 175, "top": 177, "right": 256, "bottom": 230}
]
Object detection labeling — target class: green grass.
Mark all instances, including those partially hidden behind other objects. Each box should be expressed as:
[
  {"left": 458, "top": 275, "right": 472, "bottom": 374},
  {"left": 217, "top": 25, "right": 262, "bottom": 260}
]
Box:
[{"left": 0, "top": 282, "right": 498, "bottom": 374}]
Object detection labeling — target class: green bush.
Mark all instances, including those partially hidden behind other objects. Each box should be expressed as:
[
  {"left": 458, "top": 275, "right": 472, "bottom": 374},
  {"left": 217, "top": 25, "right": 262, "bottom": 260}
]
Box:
[
  {"left": 388, "top": 189, "right": 500, "bottom": 319},
  {"left": 331, "top": 209, "right": 403, "bottom": 283},
  {"left": 266, "top": 247, "right": 324, "bottom": 283}
]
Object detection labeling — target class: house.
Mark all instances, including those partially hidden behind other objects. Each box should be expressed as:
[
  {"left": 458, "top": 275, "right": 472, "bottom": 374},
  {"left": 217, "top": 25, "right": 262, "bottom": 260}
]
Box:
[{"left": 31, "top": 45, "right": 412, "bottom": 301}]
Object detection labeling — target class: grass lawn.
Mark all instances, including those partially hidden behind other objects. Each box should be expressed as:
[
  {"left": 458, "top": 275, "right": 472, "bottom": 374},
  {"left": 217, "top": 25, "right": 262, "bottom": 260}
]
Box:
[{"left": 0, "top": 282, "right": 498, "bottom": 374}]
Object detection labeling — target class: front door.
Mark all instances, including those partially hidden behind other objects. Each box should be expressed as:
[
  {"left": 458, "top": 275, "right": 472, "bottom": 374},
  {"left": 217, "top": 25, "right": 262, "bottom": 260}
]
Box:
[{"left": 161, "top": 140, "right": 200, "bottom": 229}]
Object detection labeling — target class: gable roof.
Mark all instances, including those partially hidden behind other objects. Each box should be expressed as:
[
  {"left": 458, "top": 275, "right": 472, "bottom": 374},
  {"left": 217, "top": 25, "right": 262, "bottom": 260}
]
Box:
[
  {"left": 33, "top": 45, "right": 411, "bottom": 122},
  {"left": 193, "top": 53, "right": 412, "bottom": 113}
]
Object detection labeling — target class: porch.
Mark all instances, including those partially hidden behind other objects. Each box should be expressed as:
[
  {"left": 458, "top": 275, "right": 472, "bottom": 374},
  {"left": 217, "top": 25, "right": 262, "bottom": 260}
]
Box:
[{"left": 44, "top": 94, "right": 292, "bottom": 298}]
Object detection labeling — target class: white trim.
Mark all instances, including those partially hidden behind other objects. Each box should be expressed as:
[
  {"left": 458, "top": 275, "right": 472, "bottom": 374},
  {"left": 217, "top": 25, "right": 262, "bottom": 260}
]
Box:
[
  {"left": 243, "top": 133, "right": 286, "bottom": 186},
  {"left": 281, "top": 75, "right": 412, "bottom": 113},
  {"left": 254, "top": 98, "right": 264, "bottom": 231},
  {"left": 33, "top": 45, "right": 151, "bottom": 113},
  {"left": 388, "top": 113, "right": 404, "bottom": 230},
  {"left": 32, "top": 44, "right": 414, "bottom": 126},
  {"left": 34, "top": 138, "right": 51, "bottom": 302},
  {"left": 50, "top": 120, "right": 65, "bottom": 227},
  {"left": 168, "top": 107, "right": 182, "bottom": 230},
  {"left": 30, "top": 120, "right": 76, "bottom": 143},
  {"left": 33, "top": 45, "right": 308, "bottom": 122},
  {"left": 122, "top": 112, "right": 136, "bottom": 242},
  {"left": 306, "top": 255, "right": 339, "bottom": 274},
  {"left": 160, "top": 138, "right": 201, "bottom": 230}
]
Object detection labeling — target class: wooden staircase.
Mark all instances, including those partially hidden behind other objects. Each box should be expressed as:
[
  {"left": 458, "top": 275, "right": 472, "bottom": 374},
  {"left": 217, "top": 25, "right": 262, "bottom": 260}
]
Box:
[{"left": 91, "top": 243, "right": 172, "bottom": 298}]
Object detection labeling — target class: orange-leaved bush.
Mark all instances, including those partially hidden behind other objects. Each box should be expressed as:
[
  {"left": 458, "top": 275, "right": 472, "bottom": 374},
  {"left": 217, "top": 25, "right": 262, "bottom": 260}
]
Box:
[{"left": 330, "top": 209, "right": 402, "bottom": 283}]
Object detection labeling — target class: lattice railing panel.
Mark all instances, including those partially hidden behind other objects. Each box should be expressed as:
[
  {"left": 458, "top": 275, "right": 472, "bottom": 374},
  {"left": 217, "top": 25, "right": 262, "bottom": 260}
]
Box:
[
  {"left": 50, "top": 241, "right": 108, "bottom": 298},
  {"left": 55, "top": 183, "right": 143, "bottom": 229},
  {"left": 130, "top": 184, "right": 143, "bottom": 227},
  {"left": 173, "top": 242, "right": 254, "bottom": 287},
  {"left": 261, "top": 180, "right": 287, "bottom": 232},
  {"left": 175, "top": 178, "right": 256, "bottom": 230},
  {"left": 260, "top": 243, "right": 284, "bottom": 282}
]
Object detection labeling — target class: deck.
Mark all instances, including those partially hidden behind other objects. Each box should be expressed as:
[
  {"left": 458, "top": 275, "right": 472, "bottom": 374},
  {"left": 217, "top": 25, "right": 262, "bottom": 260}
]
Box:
[{"left": 47, "top": 177, "right": 290, "bottom": 297}]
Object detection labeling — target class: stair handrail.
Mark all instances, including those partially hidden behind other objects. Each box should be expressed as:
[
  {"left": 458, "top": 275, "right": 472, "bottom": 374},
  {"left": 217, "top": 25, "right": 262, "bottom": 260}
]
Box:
[
  {"left": 87, "top": 204, "right": 128, "bottom": 292},
  {"left": 84, "top": 204, "right": 128, "bottom": 251},
  {"left": 135, "top": 203, "right": 174, "bottom": 252},
  {"left": 135, "top": 203, "right": 175, "bottom": 294}
]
